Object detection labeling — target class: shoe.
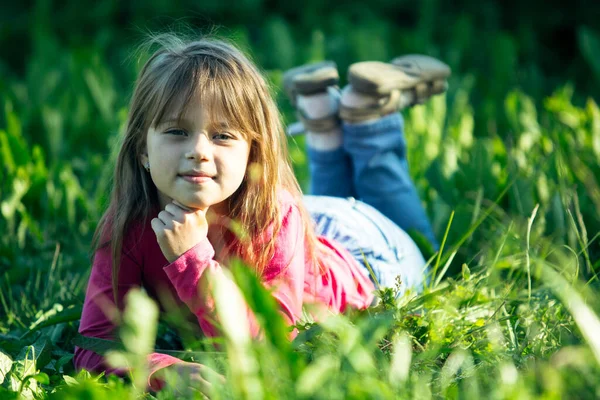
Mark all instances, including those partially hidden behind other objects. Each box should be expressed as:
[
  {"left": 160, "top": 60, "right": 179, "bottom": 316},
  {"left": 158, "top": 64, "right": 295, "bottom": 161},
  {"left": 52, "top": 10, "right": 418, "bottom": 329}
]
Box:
[
  {"left": 340, "top": 55, "right": 450, "bottom": 122},
  {"left": 283, "top": 61, "right": 341, "bottom": 134},
  {"left": 390, "top": 55, "right": 450, "bottom": 91}
]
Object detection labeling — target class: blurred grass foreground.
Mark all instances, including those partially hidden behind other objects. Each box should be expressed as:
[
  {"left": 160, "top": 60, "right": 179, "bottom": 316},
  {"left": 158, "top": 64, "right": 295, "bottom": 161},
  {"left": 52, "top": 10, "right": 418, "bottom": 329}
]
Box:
[{"left": 1, "top": 0, "right": 600, "bottom": 398}]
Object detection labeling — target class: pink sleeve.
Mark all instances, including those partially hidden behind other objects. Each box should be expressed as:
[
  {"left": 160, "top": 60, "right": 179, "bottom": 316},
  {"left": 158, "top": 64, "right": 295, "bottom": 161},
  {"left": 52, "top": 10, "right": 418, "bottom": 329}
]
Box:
[
  {"left": 75, "top": 200, "right": 306, "bottom": 387},
  {"left": 164, "top": 202, "right": 306, "bottom": 338},
  {"left": 74, "top": 242, "right": 141, "bottom": 375},
  {"left": 74, "top": 235, "right": 187, "bottom": 389}
]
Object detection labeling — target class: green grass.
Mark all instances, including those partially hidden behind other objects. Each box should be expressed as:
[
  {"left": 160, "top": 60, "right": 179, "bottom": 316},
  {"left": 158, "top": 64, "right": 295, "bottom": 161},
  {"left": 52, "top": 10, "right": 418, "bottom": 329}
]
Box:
[{"left": 1, "top": 15, "right": 600, "bottom": 399}]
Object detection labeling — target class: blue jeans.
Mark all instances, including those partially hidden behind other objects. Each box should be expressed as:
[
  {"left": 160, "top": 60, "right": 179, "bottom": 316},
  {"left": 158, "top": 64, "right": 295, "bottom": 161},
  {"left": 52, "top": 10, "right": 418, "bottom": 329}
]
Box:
[{"left": 302, "top": 113, "right": 436, "bottom": 294}]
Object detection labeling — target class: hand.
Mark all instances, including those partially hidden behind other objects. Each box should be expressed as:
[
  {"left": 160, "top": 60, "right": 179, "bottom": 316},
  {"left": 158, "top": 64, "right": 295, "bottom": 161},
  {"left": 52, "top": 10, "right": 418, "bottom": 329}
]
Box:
[
  {"left": 161, "top": 362, "right": 226, "bottom": 399},
  {"left": 151, "top": 200, "right": 209, "bottom": 263}
]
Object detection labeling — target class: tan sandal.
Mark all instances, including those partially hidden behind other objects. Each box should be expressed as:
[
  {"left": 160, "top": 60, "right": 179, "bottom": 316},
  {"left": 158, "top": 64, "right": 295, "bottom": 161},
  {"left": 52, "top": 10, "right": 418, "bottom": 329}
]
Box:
[
  {"left": 391, "top": 55, "right": 450, "bottom": 101},
  {"left": 339, "top": 89, "right": 403, "bottom": 123},
  {"left": 283, "top": 61, "right": 339, "bottom": 106},
  {"left": 348, "top": 55, "right": 450, "bottom": 97},
  {"left": 283, "top": 61, "right": 341, "bottom": 134},
  {"left": 341, "top": 55, "right": 451, "bottom": 122}
]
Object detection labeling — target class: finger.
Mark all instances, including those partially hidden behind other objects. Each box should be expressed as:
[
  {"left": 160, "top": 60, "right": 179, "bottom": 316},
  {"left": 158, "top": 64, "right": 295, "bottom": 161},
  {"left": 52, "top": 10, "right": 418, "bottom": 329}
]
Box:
[
  {"left": 159, "top": 205, "right": 175, "bottom": 217},
  {"left": 164, "top": 203, "right": 186, "bottom": 220},
  {"left": 187, "top": 374, "right": 214, "bottom": 397},
  {"left": 198, "top": 365, "right": 226, "bottom": 383},
  {"left": 157, "top": 210, "right": 174, "bottom": 226},
  {"left": 150, "top": 218, "right": 164, "bottom": 233}
]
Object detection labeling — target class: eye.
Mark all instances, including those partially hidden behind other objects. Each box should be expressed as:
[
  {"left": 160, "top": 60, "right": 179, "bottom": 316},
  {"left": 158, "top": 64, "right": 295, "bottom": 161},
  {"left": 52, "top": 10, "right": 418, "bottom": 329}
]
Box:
[
  {"left": 212, "top": 132, "right": 233, "bottom": 141},
  {"left": 165, "top": 129, "right": 187, "bottom": 136}
]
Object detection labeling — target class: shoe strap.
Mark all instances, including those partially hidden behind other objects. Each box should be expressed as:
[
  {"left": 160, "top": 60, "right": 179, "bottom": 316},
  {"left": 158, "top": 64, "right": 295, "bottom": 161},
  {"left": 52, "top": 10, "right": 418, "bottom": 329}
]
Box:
[
  {"left": 339, "top": 89, "right": 402, "bottom": 123},
  {"left": 296, "top": 110, "right": 340, "bottom": 133},
  {"left": 293, "top": 86, "right": 341, "bottom": 133}
]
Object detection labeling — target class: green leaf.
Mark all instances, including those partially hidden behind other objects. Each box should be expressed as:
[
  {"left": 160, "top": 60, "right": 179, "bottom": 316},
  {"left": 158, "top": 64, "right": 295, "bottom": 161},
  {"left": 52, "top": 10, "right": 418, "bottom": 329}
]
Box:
[
  {"left": 83, "top": 68, "right": 114, "bottom": 123},
  {"left": 0, "top": 386, "right": 18, "bottom": 399},
  {"left": 120, "top": 289, "right": 159, "bottom": 357},
  {"left": 295, "top": 355, "right": 338, "bottom": 397},
  {"left": 357, "top": 312, "right": 395, "bottom": 348},
  {"left": 29, "top": 336, "right": 53, "bottom": 371},
  {"left": 0, "top": 351, "right": 13, "bottom": 385},
  {"left": 41, "top": 104, "right": 65, "bottom": 161},
  {"left": 0, "top": 130, "right": 16, "bottom": 174},
  {"left": 0, "top": 167, "right": 31, "bottom": 225},
  {"left": 72, "top": 333, "right": 223, "bottom": 363},
  {"left": 230, "top": 260, "right": 292, "bottom": 353},
  {"left": 55, "top": 354, "right": 74, "bottom": 375},
  {"left": 62, "top": 374, "right": 79, "bottom": 387},
  {"left": 31, "top": 372, "right": 49, "bottom": 385},
  {"left": 71, "top": 335, "right": 125, "bottom": 356},
  {"left": 388, "top": 333, "right": 412, "bottom": 388},
  {"left": 28, "top": 305, "right": 82, "bottom": 334},
  {"left": 13, "top": 336, "right": 53, "bottom": 378},
  {"left": 462, "top": 264, "right": 471, "bottom": 281}
]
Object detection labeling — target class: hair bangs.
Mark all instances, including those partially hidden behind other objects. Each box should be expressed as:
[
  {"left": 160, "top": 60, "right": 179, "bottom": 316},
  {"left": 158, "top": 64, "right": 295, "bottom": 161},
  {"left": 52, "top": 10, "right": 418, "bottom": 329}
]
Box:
[
  {"left": 194, "top": 59, "right": 261, "bottom": 143},
  {"left": 149, "top": 56, "right": 199, "bottom": 131}
]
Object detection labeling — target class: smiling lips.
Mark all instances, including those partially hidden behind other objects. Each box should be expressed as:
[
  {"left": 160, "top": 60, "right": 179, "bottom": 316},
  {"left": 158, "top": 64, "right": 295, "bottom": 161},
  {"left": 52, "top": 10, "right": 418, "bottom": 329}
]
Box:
[{"left": 179, "top": 171, "right": 215, "bottom": 184}]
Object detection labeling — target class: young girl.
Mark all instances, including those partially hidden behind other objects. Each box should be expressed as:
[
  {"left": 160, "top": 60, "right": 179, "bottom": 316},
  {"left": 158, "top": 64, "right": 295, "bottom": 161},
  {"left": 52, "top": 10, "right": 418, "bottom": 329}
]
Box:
[{"left": 74, "top": 34, "right": 449, "bottom": 389}]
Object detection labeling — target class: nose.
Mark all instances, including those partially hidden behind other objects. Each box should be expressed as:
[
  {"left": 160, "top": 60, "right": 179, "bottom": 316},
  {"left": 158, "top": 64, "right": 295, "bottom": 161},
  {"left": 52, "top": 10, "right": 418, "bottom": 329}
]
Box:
[{"left": 185, "top": 133, "right": 212, "bottom": 161}]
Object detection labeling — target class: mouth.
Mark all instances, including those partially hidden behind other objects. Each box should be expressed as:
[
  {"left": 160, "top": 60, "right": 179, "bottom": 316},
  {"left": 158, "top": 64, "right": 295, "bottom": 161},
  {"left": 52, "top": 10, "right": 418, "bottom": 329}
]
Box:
[{"left": 178, "top": 172, "right": 215, "bottom": 184}]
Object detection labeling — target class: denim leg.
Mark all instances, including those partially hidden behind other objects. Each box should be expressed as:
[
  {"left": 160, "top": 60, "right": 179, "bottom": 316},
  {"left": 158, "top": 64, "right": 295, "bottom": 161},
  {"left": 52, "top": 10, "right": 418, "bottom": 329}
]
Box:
[
  {"left": 304, "top": 195, "right": 427, "bottom": 294},
  {"left": 307, "top": 146, "right": 356, "bottom": 198},
  {"left": 342, "top": 113, "right": 438, "bottom": 247}
]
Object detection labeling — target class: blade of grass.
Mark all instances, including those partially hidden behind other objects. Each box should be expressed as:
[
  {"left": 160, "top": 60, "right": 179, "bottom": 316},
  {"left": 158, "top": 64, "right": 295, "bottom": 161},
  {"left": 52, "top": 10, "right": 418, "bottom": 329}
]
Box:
[
  {"left": 540, "top": 262, "right": 600, "bottom": 366},
  {"left": 43, "top": 243, "right": 61, "bottom": 302},
  {"left": 72, "top": 334, "right": 223, "bottom": 361},
  {"left": 438, "top": 178, "right": 515, "bottom": 268},
  {"left": 526, "top": 204, "right": 540, "bottom": 300},
  {"left": 434, "top": 250, "right": 457, "bottom": 288},
  {"left": 431, "top": 210, "right": 455, "bottom": 288},
  {"left": 490, "top": 221, "right": 513, "bottom": 270}
]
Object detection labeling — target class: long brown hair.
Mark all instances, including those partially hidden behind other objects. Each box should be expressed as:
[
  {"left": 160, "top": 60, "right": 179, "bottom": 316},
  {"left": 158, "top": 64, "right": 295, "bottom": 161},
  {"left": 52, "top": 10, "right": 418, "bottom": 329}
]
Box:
[{"left": 93, "top": 34, "right": 320, "bottom": 304}]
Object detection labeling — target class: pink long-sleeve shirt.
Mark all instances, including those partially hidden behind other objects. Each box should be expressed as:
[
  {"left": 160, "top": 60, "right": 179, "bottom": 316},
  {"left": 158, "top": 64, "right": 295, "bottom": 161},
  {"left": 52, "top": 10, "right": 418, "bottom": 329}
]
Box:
[{"left": 74, "top": 190, "right": 375, "bottom": 388}]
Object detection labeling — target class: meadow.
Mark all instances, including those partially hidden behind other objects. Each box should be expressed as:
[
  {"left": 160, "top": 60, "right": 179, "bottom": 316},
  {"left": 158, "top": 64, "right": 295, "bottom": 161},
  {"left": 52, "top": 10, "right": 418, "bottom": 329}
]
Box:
[{"left": 1, "top": 1, "right": 600, "bottom": 398}]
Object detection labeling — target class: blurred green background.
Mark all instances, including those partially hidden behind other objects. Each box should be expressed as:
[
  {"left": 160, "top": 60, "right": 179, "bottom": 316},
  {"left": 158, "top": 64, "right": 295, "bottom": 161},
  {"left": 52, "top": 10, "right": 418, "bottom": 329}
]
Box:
[
  {"left": 3, "top": 2, "right": 600, "bottom": 398},
  {"left": 1, "top": 0, "right": 599, "bottom": 275}
]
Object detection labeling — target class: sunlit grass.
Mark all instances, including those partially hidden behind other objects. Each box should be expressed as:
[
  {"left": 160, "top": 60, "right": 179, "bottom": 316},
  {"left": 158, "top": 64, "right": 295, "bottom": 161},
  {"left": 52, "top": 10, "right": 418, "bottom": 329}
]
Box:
[{"left": 1, "top": 24, "right": 600, "bottom": 400}]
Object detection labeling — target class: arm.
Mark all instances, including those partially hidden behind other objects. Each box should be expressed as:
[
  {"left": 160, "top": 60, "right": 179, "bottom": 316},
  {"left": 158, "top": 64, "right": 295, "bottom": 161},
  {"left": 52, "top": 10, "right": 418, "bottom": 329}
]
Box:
[
  {"left": 76, "top": 199, "right": 305, "bottom": 387},
  {"left": 163, "top": 201, "right": 306, "bottom": 338},
  {"left": 74, "top": 242, "right": 141, "bottom": 375},
  {"left": 74, "top": 230, "right": 187, "bottom": 390}
]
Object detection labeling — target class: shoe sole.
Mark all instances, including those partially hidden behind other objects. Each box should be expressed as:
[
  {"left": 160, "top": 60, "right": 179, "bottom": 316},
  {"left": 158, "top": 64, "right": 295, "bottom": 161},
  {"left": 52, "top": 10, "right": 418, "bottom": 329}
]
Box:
[
  {"left": 341, "top": 55, "right": 451, "bottom": 122},
  {"left": 349, "top": 56, "right": 451, "bottom": 96},
  {"left": 283, "top": 61, "right": 339, "bottom": 106},
  {"left": 391, "top": 54, "right": 451, "bottom": 82}
]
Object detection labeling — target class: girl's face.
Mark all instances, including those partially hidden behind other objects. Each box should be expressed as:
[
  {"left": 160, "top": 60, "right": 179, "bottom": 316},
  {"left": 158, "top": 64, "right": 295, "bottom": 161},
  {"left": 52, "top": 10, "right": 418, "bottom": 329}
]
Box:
[{"left": 142, "top": 96, "right": 251, "bottom": 214}]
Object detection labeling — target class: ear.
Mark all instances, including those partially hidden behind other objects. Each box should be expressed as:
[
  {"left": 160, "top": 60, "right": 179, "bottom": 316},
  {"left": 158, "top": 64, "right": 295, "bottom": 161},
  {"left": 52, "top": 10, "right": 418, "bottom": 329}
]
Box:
[{"left": 140, "top": 152, "right": 149, "bottom": 169}]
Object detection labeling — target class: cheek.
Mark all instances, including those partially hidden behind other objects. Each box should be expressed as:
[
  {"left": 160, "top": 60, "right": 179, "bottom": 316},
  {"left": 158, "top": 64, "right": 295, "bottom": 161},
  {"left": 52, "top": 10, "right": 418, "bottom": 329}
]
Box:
[
  {"left": 241, "top": 146, "right": 252, "bottom": 176},
  {"left": 222, "top": 147, "right": 251, "bottom": 188},
  {"left": 233, "top": 154, "right": 250, "bottom": 181},
  {"left": 149, "top": 145, "right": 177, "bottom": 168}
]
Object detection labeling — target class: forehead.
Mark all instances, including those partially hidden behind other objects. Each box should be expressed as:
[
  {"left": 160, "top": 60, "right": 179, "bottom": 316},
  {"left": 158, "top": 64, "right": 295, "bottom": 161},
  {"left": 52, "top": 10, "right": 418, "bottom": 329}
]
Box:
[
  {"left": 147, "top": 57, "right": 255, "bottom": 136},
  {"left": 154, "top": 91, "right": 230, "bottom": 128}
]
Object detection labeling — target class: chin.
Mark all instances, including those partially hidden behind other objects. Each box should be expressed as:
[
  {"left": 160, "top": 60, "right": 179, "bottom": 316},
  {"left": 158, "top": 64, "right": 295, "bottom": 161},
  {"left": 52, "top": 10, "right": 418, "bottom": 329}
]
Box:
[
  {"left": 183, "top": 195, "right": 230, "bottom": 212},
  {"left": 181, "top": 199, "right": 213, "bottom": 210}
]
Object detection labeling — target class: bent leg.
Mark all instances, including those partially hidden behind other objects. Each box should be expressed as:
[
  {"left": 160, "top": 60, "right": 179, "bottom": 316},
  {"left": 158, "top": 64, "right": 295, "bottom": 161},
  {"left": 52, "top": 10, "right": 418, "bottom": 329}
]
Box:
[
  {"left": 342, "top": 113, "right": 437, "bottom": 247},
  {"left": 307, "top": 145, "right": 355, "bottom": 197},
  {"left": 283, "top": 63, "right": 355, "bottom": 198}
]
